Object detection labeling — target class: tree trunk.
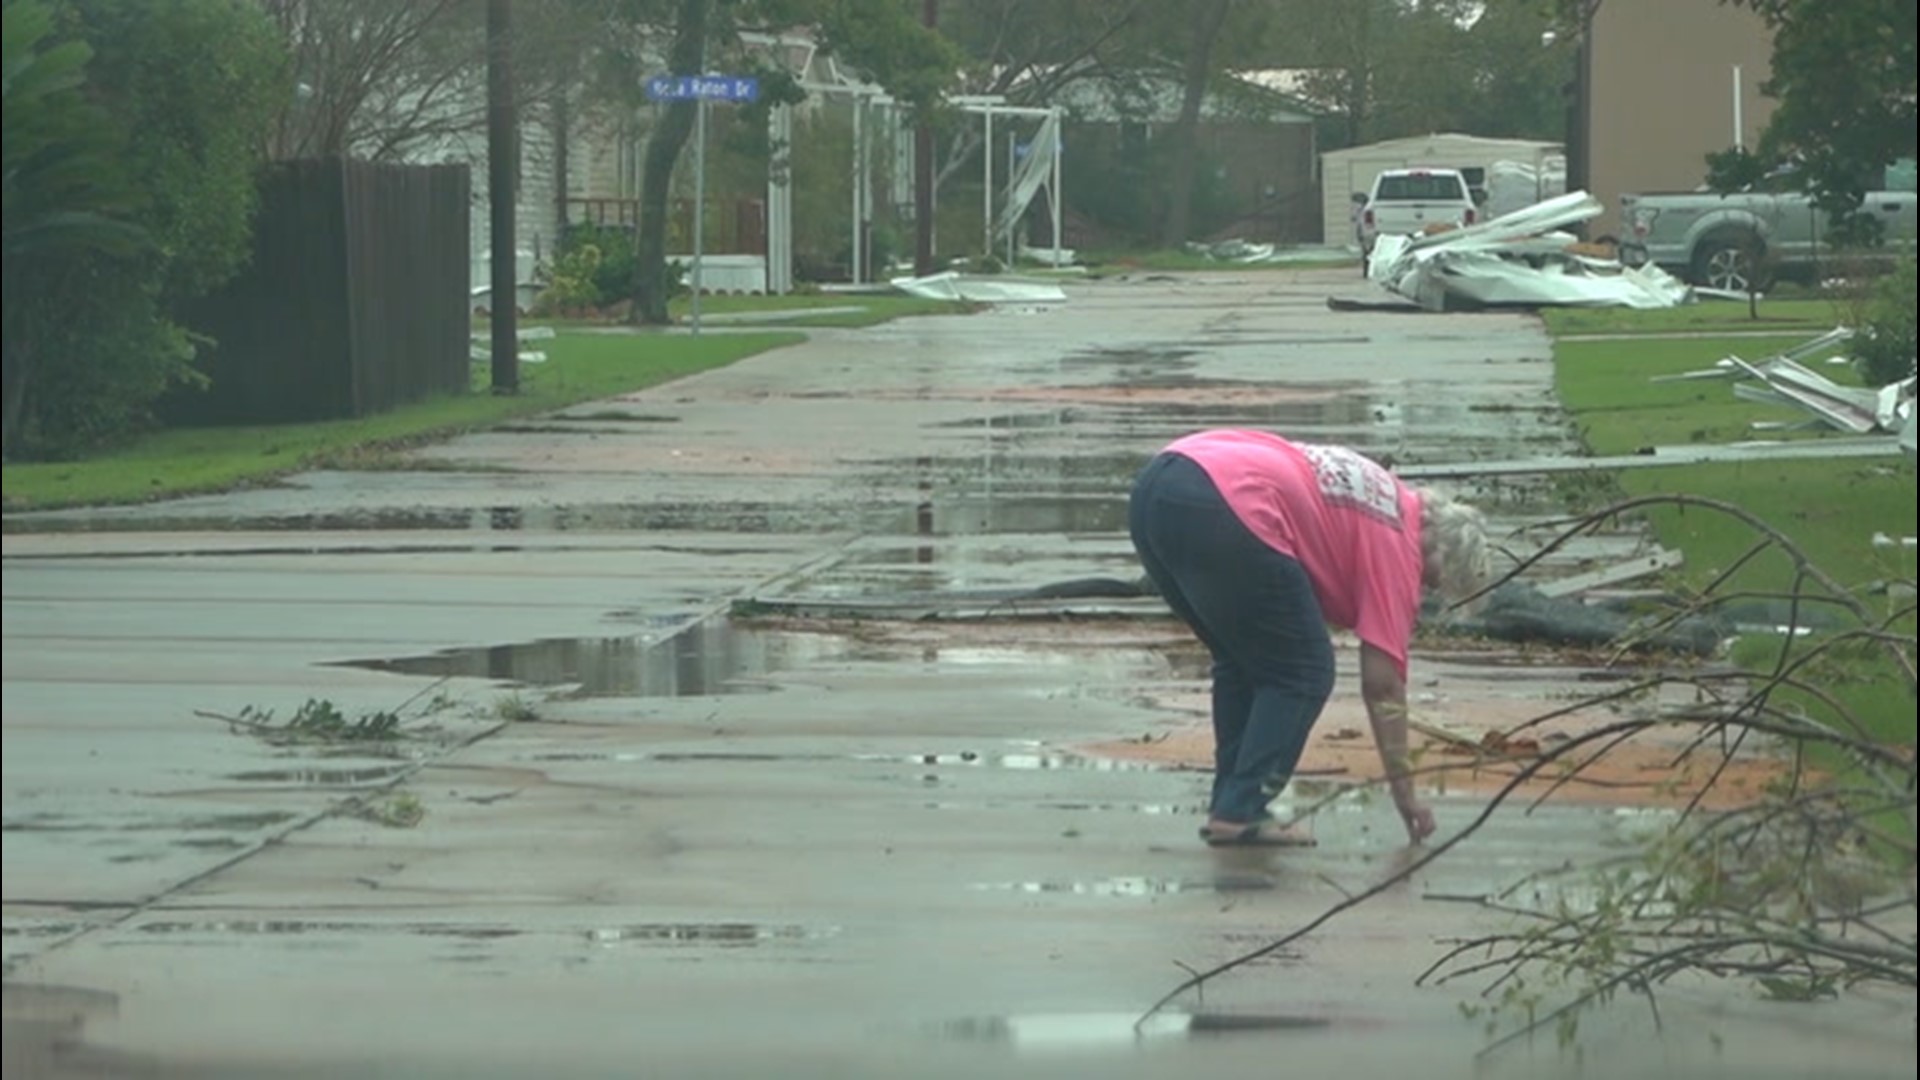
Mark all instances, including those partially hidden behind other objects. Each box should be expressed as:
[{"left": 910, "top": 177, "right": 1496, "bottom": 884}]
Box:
[
  {"left": 633, "top": 0, "right": 710, "bottom": 325},
  {"left": 1160, "top": 0, "right": 1233, "bottom": 248},
  {"left": 1, "top": 347, "right": 28, "bottom": 459},
  {"left": 552, "top": 90, "right": 570, "bottom": 234}
]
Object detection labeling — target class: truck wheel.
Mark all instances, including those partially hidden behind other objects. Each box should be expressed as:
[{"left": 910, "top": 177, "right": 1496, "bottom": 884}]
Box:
[{"left": 1691, "top": 233, "right": 1768, "bottom": 292}]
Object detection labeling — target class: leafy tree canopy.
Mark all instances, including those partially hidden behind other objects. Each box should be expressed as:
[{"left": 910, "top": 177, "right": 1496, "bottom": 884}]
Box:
[{"left": 1708, "top": 0, "right": 1918, "bottom": 242}]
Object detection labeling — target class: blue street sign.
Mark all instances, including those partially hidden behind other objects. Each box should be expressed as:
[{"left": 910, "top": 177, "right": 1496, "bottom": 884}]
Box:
[{"left": 645, "top": 75, "right": 760, "bottom": 103}]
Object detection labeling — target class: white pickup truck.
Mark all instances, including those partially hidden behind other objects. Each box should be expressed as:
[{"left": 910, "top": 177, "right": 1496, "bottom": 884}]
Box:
[
  {"left": 1357, "top": 168, "right": 1482, "bottom": 267},
  {"left": 1618, "top": 160, "right": 1917, "bottom": 291}
]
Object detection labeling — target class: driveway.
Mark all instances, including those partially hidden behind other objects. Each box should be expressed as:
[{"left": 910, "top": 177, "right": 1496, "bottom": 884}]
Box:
[{"left": 4, "top": 269, "right": 1911, "bottom": 1079}]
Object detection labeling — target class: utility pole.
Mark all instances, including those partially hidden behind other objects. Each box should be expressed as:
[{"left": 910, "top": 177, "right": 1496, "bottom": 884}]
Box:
[
  {"left": 912, "top": 0, "right": 937, "bottom": 276},
  {"left": 487, "top": 0, "right": 519, "bottom": 394}
]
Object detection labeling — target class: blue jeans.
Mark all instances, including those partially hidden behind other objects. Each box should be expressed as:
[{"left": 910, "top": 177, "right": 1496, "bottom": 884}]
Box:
[{"left": 1128, "top": 452, "right": 1337, "bottom": 823}]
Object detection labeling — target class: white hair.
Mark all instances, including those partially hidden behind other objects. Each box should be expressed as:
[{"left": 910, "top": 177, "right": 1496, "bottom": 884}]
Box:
[{"left": 1417, "top": 488, "right": 1492, "bottom": 603}]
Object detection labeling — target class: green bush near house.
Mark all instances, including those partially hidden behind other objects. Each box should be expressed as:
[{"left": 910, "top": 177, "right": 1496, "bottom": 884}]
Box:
[{"left": 1853, "top": 256, "right": 1918, "bottom": 387}]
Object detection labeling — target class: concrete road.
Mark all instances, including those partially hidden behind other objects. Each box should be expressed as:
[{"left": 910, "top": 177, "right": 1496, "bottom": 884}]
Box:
[{"left": 5, "top": 270, "right": 1912, "bottom": 1079}]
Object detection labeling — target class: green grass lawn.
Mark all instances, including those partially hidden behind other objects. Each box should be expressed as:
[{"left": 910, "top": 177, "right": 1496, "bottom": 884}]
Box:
[
  {"left": 1540, "top": 297, "right": 1844, "bottom": 338},
  {"left": 1550, "top": 318, "right": 1914, "bottom": 752},
  {"left": 2, "top": 330, "right": 802, "bottom": 511}
]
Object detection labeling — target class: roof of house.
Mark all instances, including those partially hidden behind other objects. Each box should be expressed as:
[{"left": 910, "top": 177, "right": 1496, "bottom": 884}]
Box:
[{"left": 1322, "top": 132, "right": 1563, "bottom": 163}]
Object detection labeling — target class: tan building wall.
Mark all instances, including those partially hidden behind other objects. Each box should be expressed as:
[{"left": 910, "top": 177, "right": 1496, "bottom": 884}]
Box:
[{"left": 1586, "top": 0, "right": 1776, "bottom": 236}]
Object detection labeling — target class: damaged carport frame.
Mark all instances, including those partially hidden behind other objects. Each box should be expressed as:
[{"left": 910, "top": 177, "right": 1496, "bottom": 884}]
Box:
[{"left": 1365, "top": 191, "right": 1697, "bottom": 311}]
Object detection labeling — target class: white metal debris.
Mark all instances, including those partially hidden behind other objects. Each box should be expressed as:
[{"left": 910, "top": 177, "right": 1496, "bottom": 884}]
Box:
[
  {"left": 1364, "top": 191, "right": 1692, "bottom": 311},
  {"left": 1535, "top": 548, "right": 1685, "bottom": 599},
  {"left": 1394, "top": 437, "right": 1905, "bottom": 479},
  {"left": 1653, "top": 327, "right": 1917, "bottom": 437},
  {"left": 1184, "top": 238, "right": 1278, "bottom": 263},
  {"left": 890, "top": 272, "right": 1067, "bottom": 304},
  {"left": 468, "top": 323, "right": 555, "bottom": 365}
]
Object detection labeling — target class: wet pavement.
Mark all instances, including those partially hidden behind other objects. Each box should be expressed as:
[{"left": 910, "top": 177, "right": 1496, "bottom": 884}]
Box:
[{"left": 4, "top": 270, "right": 1912, "bottom": 1079}]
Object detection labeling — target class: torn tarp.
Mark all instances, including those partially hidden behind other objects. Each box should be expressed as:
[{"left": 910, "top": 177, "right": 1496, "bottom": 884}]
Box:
[
  {"left": 1365, "top": 191, "right": 1691, "bottom": 311},
  {"left": 890, "top": 272, "right": 1067, "bottom": 304},
  {"left": 1430, "top": 583, "right": 1724, "bottom": 657}
]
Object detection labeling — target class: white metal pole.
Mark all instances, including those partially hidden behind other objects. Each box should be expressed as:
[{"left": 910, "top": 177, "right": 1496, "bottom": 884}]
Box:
[
  {"left": 767, "top": 103, "right": 792, "bottom": 294},
  {"left": 1732, "top": 65, "right": 1744, "bottom": 149},
  {"left": 983, "top": 107, "right": 994, "bottom": 261},
  {"left": 864, "top": 101, "right": 873, "bottom": 278},
  {"left": 692, "top": 96, "right": 706, "bottom": 335},
  {"left": 851, "top": 95, "right": 864, "bottom": 283},
  {"left": 1006, "top": 129, "right": 1016, "bottom": 266},
  {"left": 1050, "top": 110, "right": 1063, "bottom": 267}
]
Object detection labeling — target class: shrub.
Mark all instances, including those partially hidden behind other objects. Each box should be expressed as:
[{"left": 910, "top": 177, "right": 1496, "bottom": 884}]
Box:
[
  {"left": 535, "top": 242, "right": 605, "bottom": 316},
  {"left": 5, "top": 0, "right": 285, "bottom": 459},
  {"left": 1853, "top": 256, "right": 1917, "bottom": 387}
]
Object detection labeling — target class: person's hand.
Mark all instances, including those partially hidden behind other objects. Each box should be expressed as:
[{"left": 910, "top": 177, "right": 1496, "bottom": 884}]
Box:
[{"left": 1397, "top": 797, "right": 1435, "bottom": 844}]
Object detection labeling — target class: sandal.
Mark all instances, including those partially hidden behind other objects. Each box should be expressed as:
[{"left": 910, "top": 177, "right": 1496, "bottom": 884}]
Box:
[{"left": 1199, "top": 821, "right": 1317, "bottom": 848}]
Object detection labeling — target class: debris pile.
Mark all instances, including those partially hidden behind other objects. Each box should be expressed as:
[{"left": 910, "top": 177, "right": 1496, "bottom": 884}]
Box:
[
  {"left": 1653, "top": 326, "right": 1917, "bottom": 439},
  {"left": 1365, "top": 191, "right": 1692, "bottom": 311}
]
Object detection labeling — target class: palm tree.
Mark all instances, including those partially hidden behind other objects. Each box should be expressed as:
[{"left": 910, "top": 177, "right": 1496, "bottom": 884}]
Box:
[{"left": 2, "top": 0, "right": 148, "bottom": 451}]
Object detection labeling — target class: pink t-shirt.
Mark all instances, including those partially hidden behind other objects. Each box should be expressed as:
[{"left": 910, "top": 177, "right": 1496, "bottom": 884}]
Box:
[{"left": 1164, "top": 429, "right": 1425, "bottom": 676}]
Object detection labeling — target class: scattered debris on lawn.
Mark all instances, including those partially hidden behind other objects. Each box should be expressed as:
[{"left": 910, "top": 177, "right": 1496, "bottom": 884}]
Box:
[
  {"left": 469, "top": 323, "right": 554, "bottom": 365},
  {"left": 1652, "top": 326, "right": 1917, "bottom": 437},
  {"left": 889, "top": 271, "right": 1067, "bottom": 304},
  {"left": 1364, "top": 191, "right": 1692, "bottom": 311}
]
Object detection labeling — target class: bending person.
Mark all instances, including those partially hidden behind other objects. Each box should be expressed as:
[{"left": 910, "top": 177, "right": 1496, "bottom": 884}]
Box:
[{"left": 1128, "top": 429, "right": 1490, "bottom": 847}]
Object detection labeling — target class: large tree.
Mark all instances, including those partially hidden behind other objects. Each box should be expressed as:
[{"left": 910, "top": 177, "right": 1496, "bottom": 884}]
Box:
[
  {"left": 1709, "top": 0, "right": 1918, "bottom": 241},
  {"left": 1269, "top": 0, "right": 1572, "bottom": 147},
  {"left": 1158, "top": 0, "right": 1236, "bottom": 246},
  {"left": 262, "top": 0, "right": 603, "bottom": 162},
  {"left": 588, "top": 0, "right": 961, "bottom": 324}
]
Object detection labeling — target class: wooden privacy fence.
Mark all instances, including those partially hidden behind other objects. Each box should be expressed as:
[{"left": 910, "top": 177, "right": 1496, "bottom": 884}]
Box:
[{"left": 172, "top": 158, "right": 470, "bottom": 424}]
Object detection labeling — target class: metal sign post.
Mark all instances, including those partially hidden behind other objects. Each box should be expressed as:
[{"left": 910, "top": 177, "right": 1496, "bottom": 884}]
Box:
[{"left": 645, "top": 75, "right": 760, "bottom": 335}]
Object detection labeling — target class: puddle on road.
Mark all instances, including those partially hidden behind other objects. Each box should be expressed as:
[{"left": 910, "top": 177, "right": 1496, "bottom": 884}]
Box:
[
  {"left": 131, "top": 920, "right": 522, "bottom": 939},
  {"left": 887, "top": 750, "right": 1163, "bottom": 772},
  {"left": 1, "top": 982, "right": 121, "bottom": 1074},
  {"left": 909, "top": 495, "right": 1129, "bottom": 535},
  {"left": 587, "top": 923, "right": 837, "bottom": 947},
  {"left": 936, "top": 1010, "right": 1332, "bottom": 1049},
  {"left": 1, "top": 501, "right": 879, "bottom": 536},
  {"left": 1060, "top": 346, "right": 1201, "bottom": 375},
  {"left": 969, "top": 875, "right": 1275, "bottom": 897},
  {"left": 525, "top": 748, "right": 1169, "bottom": 773},
  {"left": 3, "top": 811, "right": 300, "bottom": 833},
  {"left": 340, "top": 621, "right": 851, "bottom": 698},
  {"left": 346, "top": 620, "right": 1172, "bottom": 701},
  {"left": 225, "top": 765, "right": 411, "bottom": 786}
]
